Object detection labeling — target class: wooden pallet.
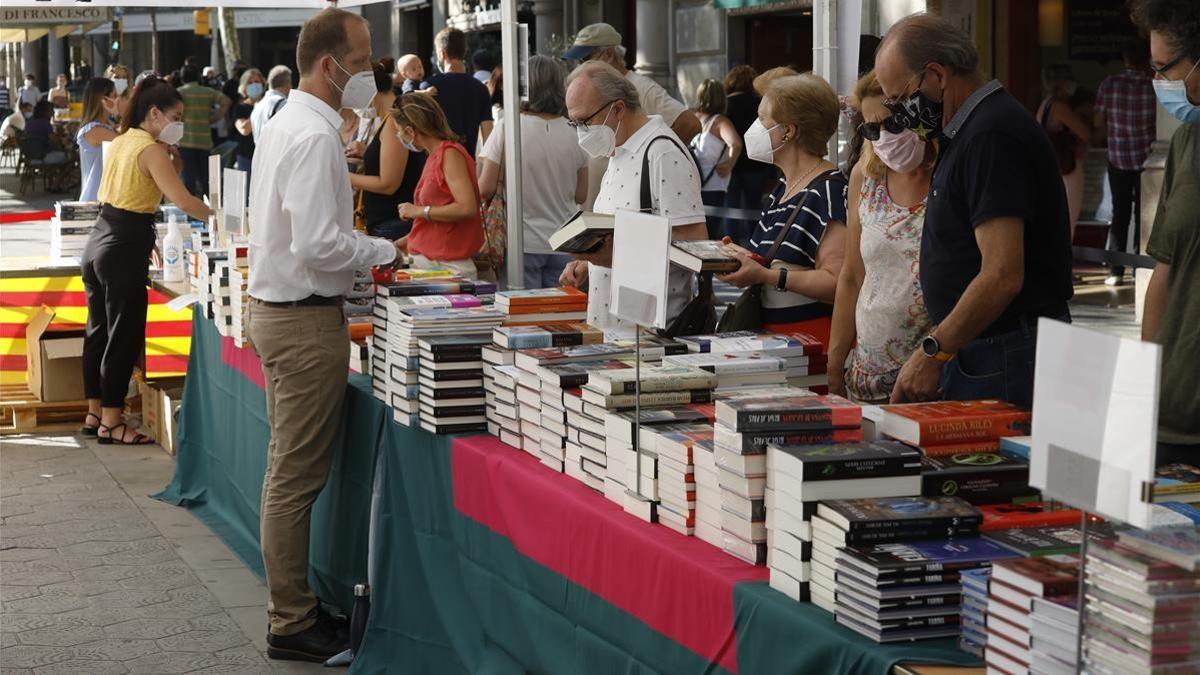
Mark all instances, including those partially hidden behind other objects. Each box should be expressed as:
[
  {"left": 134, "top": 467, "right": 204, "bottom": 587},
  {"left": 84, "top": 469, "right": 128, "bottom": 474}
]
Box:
[{"left": 0, "top": 383, "right": 90, "bottom": 434}]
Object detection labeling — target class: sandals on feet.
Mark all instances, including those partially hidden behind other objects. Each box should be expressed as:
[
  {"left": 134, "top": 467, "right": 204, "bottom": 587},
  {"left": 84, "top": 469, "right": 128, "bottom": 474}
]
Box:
[
  {"left": 97, "top": 422, "right": 154, "bottom": 445},
  {"left": 80, "top": 412, "right": 100, "bottom": 436}
]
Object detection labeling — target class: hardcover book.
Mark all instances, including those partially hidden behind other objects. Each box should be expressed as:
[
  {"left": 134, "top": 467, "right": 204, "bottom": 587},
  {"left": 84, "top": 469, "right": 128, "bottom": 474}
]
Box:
[
  {"left": 983, "top": 523, "right": 1116, "bottom": 557},
  {"left": 840, "top": 537, "right": 1019, "bottom": 576},
  {"left": 767, "top": 441, "right": 922, "bottom": 483},
  {"left": 818, "top": 496, "right": 981, "bottom": 533},
  {"left": 978, "top": 502, "right": 1083, "bottom": 532},
  {"left": 991, "top": 557, "right": 1079, "bottom": 597},
  {"left": 584, "top": 364, "right": 718, "bottom": 395},
  {"left": 1115, "top": 526, "right": 1200, "bottom": 571},
  {"left": 919, "top": 452, "right": 1038, "bottom": 505},
  {"left": 548, "top": 210, "right": 615, "bottom": 253},
  {"left": 495, "top": 287, "right": 588, "bottom": 306},
  {"left": 879, "top": 400, "right": 1031, "bottom": 446},
  {"left": 493, "top": 322, "right": 602, "bottom": 349},
  {"left": 713, "top": 424, "right": 863, "bottom": 455}
]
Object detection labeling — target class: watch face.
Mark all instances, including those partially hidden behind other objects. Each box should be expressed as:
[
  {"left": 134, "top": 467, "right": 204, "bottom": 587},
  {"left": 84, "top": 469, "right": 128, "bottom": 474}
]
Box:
[{"left": 922, "top": 336, "right": 938, "bottom": 356}]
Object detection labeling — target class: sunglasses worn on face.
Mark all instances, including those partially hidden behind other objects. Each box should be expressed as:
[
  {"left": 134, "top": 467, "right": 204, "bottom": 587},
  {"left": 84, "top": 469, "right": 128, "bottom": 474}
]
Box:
[
  {"left": 568, "top": 99, "right": 616, "bottom": 131},
  {"left": 858, "top": 116, "right": 907, "bottom": 141}
]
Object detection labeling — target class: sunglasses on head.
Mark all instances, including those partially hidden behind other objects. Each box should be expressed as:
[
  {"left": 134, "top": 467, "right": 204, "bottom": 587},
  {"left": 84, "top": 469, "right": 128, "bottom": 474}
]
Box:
[{"left": 858, "top": 116, "right": 907, "bottom": 141}]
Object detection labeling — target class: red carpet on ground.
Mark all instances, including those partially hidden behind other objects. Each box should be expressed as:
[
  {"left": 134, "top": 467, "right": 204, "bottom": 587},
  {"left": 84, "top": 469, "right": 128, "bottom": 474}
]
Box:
[{"left": 0, "top": 210, "right": 54, "bottom": 224}]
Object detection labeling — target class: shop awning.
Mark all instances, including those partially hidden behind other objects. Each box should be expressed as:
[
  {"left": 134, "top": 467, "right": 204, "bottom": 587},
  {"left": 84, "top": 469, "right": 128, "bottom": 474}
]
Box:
[
  {"left": 0, "top": 6, "right": 110, "bottom": 43},
  {"left": 713, "top": 0, "right": 804, "bottom": 8}
]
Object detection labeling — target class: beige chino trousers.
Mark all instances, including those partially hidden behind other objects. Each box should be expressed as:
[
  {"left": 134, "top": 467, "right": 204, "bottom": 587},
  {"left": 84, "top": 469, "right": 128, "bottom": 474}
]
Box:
[{"left": 248, "top": 300, "right": 348, "bottom": 636}]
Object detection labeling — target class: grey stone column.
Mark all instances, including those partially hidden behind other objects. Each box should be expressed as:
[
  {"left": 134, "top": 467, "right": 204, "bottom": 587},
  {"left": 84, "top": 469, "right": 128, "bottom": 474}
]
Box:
[
  {"left": 532, "top": 0, "right": 564, "bottom": 53},
  {"left": 633, "top": 0, "right": 670, "bottom": 88},
  {"left": 48, "top": 35, "right": 67, "bottom": 81}
]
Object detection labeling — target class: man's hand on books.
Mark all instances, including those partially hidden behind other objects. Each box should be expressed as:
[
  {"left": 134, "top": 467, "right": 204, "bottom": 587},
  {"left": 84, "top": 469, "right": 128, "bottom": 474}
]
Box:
[
  {"left": 559, "top": 260, "right": 589, "bottom": 288},
  {"left": 890, "top": 349, "right": 944, "bottom": 403}
]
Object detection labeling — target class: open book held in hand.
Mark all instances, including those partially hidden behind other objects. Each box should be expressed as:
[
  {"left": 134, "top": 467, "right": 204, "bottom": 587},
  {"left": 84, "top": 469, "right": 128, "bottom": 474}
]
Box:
[
  {"left": 548, "top": 211, "right": 615, "bottom": 254},
  {"left": 668, "top": 240, "right": 742, "bottom": 273}
]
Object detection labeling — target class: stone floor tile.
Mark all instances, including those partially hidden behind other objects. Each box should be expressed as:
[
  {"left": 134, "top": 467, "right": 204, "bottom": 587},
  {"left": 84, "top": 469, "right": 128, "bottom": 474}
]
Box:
[
  {"left": 72, "top": 637, "right": 160, "bottom": 661},
  {"left": 16, "top": 623, "right": 107, "bottom": 647},
  {"left": 196, "top": 567, "right": 268, "bottom": 609},
  {"left": 32, "top": 659, "right": 130, "bottom": 675},
  {"left": 168, "top": 535, "right": 246, "bottom": 571},
  {"left": 155, "top": 629, "right": 249, "bottom": 653},
  {"left": 2, "top": 593, "right": 88, "bottom": 615},
  {"left": 0, "top": 614, "right": 57, "bottom": 633},
  {"left": 123, "top": 651, "right": 218, "bottom": 674},
  {"left": 0, "top": 644, "right": 74, "bottom": 668}
]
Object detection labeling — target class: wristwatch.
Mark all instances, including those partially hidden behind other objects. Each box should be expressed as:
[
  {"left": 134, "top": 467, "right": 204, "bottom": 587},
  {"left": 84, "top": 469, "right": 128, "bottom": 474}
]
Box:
[
  {"left": 775, "top": 267, "right": 788, "bottom": 291},
  {"left": 921, "top": 334, "right": 955, "bottom": 362}
]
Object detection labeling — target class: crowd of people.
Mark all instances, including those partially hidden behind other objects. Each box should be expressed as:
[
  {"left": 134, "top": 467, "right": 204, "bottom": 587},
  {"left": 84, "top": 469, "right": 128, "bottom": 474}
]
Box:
[{"left": 44, "top": 0, "right": 1198, "bottom": 663}]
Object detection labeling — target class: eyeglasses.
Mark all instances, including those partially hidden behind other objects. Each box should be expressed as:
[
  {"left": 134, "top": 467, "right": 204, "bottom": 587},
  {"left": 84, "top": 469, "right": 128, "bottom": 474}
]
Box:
[
  {"left": 1151, "top": 53, "right": 1187, "bottom": 78},
  {"left": 858, "top": 116, "right": 907, "bottom": 141},
  {"left": 882, "top": 69, "right": 928, "bottom": 115},
  {"left": 567, "top": 99, "right": 616, "bottom": 131}
]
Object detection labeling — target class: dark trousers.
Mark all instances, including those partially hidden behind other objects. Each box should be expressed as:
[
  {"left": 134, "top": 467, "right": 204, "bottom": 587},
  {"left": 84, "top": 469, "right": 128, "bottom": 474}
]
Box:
[
  {"left": 722, "top": 170, "right": 772, "bottom": 247},
  {"left": 81, "top": 206, "right": 155, "bottom": 408},
  {"left": 701, "top": 190, "right": 726, "bottom": 240},
  {"left": 1106, "top": 164, "right": 1142, "bottom": 278},
  {"left": 366, "top": 218, "right": 411, "bottom": 241},
  {"left": 940, "top": 312, "right": 1070, "bottom": 409},
  {"left": 180, "top": 147, "right": 210, "bottom": 197}
]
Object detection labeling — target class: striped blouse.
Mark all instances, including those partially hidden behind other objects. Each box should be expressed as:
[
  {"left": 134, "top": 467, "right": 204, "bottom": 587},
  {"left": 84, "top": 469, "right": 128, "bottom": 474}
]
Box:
[{"left": 748, "top": 171, "right": 848, "bottom": 324}]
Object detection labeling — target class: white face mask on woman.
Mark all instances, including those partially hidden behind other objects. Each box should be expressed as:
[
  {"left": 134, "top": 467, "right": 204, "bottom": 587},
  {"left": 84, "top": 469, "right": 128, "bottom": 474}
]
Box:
[
  {"left": 744, "top": 119, "right": 784, "bottom": 165},
  {"left": 112, "top": 78, "right": 128, "bottom": 96},
  {"left": 871, "top": 128, "right": 926, "bottom": 174}
]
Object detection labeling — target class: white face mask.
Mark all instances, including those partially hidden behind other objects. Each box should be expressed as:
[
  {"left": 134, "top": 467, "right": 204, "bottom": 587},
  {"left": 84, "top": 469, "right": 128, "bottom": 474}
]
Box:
[
  {"left": 576, "top": 104, "right": 620, "bottom": 159},
  {"left": 158, "top": 120, "right": 185, "bottom": 146},
  {"left": 744, "top": 119, "right": 783, "bottom": 165},
  {"left": 329, "top": 57, "right": 376, "bottom": 111},
  {"left": 112, "top": 78, "right": 128, "bottom": 95}
]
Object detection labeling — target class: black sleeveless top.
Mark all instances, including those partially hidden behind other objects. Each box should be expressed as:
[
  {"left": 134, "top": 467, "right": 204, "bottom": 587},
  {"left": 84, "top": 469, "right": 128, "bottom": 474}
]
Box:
[{"left": 361, "top": 116, "right": 425, "bottom": 226}]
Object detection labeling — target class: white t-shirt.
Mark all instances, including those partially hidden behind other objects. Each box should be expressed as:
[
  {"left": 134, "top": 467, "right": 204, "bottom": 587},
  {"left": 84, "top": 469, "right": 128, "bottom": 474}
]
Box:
[
  {"left": 625, "top": 71, "right": 686, "bottom": 128},
  {"left": 589, "top": 115, "right": 705, "bottom": 331},
  {"left": 0, "top": 110, "right": 25, "bottom": 140},
  {"left": 479, "top": 113, "right": 588, "bottom": 254}
]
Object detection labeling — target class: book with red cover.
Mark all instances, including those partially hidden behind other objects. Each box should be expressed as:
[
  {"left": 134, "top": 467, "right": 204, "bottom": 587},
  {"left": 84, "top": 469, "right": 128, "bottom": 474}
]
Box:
[
  {"left": 979, "top": 502, "right": 1083, "bottom": 532},
  {"left": 495, "top": 287, "right": 588, "bottom": 307},
  {"left": 991, "top": 556, "right": 1079, "bottom": 597},
  {"left": 715, "top": 394, "right": 862, "bottom": 432},
  {"left": 917, "top": 440, "right": 1002, "bottom": 457},
  {"left": 879, "top": 400, "right": 1031, "bottom": 446}
]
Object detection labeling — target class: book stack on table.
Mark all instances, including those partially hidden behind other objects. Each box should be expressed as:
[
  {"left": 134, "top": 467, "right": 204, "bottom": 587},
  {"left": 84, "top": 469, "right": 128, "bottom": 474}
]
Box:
[
  {"left": 482, "top": 349, "right": 521, "bottom": 448},
  {"left": 396, "top": 305, "right": 504, "bottom": 427},
  {"left": 417, "top": 335, "right": 493, "bottom": 434},
  {"left": 210, "top": 260, "right": 234, "bottom": 338},
  {"left": 1082, "top": 531, "right": 1200, "bottom": 675},
  {"left": 191, "top": 248, "right": 226, "bottom": 319},
  {"left": 960, "top": 567, "right": 992, "bottom": 657},
  {"left": 51, "top": 201, "right": 100, "bottom": 261},
  {"left": 717, "top": 393, "right": 864, "bottom": 568},
  {"left": 984, "top": 557, "right": 1079, "bottom": 674},
  {"left": 603, "top": 405, "right": 716, "bottom": 522},
  {"left": 349, "top": 339, "right": 369, "bottom": 375},
  {"left": 675, "top": 331, "right": 829, "bottom": 390},
  {"left": 831, "top": 535, "right": 1018, "bottom": 644},
  {"left": 1029, "top": 594, "right": 1079, "bottom": 675},
  {"left": 637, "top": 423, "right": 714, "bottom": 535},
  {"left": 496, "top": 287, "right": 588, "bottom": 325},
  {"left": 876, "top": 400, "right": 1032, "bottom": 458}
]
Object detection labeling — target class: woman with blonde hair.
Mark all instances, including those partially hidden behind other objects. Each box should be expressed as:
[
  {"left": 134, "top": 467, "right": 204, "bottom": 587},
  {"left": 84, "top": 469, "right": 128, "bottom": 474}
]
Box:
[
  {"left": 717, "top": 73, "right": 847, "bottom": 346},
  {"left": 393, "top": 92, "right": 484, "bottom": 276},
  {"left": 827, "top": 71, "right": 934, "bottom": 402},
  {"left": 690, "top": 78, "right": 743, "bottom": 240}
]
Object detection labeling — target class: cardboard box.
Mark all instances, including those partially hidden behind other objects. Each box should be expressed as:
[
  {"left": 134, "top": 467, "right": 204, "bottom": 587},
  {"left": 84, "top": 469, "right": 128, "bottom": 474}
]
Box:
[{"left": 26, "top": 307, "right": 85, "bottom": 402}]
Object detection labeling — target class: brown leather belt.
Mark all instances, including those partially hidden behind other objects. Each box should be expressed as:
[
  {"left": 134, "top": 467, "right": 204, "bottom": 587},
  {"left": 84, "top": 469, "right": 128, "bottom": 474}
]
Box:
[{"left": 251, "top": 295, "right": 344, "bottom": 308}]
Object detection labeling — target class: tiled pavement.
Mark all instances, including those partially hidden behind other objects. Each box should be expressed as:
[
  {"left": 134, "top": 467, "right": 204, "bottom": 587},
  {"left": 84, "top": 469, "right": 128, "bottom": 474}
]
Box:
[{"left": 0, "top": 434, "right": 327, "bottom": 674}]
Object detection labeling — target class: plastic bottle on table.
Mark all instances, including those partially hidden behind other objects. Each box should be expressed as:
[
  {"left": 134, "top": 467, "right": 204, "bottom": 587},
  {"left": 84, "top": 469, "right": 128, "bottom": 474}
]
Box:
[{"left": 163, "top": 214, "right": 185, "bottom": 283}]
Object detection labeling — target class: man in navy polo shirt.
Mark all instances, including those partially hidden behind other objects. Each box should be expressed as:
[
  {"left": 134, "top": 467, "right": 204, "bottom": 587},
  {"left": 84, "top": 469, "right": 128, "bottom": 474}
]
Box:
[{"left": 876, "top": 14, "right": 1074, "bottom": 408}]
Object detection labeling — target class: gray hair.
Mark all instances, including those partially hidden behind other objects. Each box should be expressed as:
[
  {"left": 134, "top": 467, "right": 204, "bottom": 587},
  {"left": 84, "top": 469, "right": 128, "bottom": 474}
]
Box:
[
  {"left": 267, "top": 65, "right": 292, "bottom": 91},
  {"left": 238, "top": 68, "right": 264, "bottom": 98},
  {"left": 881, "top": 13, "right": 979, "bottom": 76},
  {"left": 567, "top": 61, "right": 640, "bottom": 111},
  {"left": 523, "top": 55, "right": 567, "bottom": 116}
]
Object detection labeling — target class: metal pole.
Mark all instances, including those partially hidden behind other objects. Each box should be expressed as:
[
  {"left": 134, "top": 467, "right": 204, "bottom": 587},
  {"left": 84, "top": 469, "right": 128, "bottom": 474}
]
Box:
[
  {"left": 1074, "top": 510, "right": 1089, "bottom": 675},
  {"left": 500, "top": 0, "right": 525, "bottom": 289},
  {"left": 634, "top": 328, "right": 641, "bottom": 498}
]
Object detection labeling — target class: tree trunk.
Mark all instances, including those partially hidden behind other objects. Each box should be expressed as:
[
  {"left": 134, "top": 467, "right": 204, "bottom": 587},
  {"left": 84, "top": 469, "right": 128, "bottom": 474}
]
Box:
[
  {"left": 218, "top": 9, "right": 241, "bottom": 72},
  {"left": 150, "top": 9, "right": 159, "bottom": 74}
]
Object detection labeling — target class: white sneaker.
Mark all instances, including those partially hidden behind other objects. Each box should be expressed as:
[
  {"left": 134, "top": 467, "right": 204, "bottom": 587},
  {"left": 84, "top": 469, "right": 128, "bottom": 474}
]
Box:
[{"left": 1104, "top": 275, "right": 1123, "bottom": 286}]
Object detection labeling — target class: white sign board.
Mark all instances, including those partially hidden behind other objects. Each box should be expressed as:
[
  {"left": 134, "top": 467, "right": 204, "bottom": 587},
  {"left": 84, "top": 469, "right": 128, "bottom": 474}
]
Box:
[
  {"left": 1030, "top": 319, "right": 1160, "bottom": 529},
  {"left": 222, "top": 168, "right": 247, "bottom": 237},
  {"left": 609, "top": 210, "right": 671, "bottom": 330}
]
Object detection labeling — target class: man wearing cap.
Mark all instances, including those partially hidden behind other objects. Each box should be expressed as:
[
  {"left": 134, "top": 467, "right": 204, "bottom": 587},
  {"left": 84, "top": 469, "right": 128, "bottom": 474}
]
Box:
[{"left": 565, "top": 23, "right": 701, "bottom": 146}]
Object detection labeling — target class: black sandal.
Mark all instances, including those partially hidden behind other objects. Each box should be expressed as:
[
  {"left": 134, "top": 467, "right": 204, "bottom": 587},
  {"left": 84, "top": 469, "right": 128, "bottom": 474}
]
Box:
[
  {"left": 97, "top": 422, "right": 154, "bottom": 446},
  {"left": 80, "top": 412, "right": 100, "bottom": 436}
]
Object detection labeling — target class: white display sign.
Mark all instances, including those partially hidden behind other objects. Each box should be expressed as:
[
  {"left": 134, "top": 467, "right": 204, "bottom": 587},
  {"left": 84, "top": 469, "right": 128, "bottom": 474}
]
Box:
[
  {"left": 222, "top": 168, "right": 247, "bottom": 237},
  {"left": 1030, "top": 319, "right": 1160, "bottom": 529},
  {"left": 609, "top": 210, "right": 671, "bottom": 330}
]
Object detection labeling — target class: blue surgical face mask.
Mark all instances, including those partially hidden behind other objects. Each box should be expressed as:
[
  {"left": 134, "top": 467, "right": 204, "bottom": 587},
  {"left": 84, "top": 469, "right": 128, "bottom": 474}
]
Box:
[
  {"left": 399, "top": 128, "right": 420, "bottom": 153},
  {"left": 246, "top": 82, "right": 264, "bottom": 99},
  {"left": 1152, "top": 60, "right": 1200, "bottom": 124}
]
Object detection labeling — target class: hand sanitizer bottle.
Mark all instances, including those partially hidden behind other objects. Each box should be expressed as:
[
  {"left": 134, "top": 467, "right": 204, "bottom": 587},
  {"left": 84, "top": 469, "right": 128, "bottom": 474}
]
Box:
[{"left": 163, "top": 214, "right": 185, "bottom": 283}]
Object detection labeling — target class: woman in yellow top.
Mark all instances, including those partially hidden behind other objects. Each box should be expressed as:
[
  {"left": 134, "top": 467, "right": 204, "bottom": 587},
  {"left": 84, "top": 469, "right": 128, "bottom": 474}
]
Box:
[{"left": 81, "top": 77, "right": 212, "bottom": 444}]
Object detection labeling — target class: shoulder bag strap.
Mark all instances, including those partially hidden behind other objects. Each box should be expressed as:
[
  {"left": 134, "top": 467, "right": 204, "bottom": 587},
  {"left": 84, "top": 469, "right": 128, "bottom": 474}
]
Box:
[{"left": 640, "top": 134, "right": 694, "bottom": 212}]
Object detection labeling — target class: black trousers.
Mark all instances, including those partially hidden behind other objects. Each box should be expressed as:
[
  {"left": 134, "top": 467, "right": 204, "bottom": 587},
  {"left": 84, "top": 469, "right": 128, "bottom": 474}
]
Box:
[
  {"left": 1106, "top": 164, "right": 1142, "bottom": 277},
  {"left": 81, "top": 205, "right": 155, "bottom": 408},
  {"left": 180, "top": 147, "right": 210, "bottom": 197}
]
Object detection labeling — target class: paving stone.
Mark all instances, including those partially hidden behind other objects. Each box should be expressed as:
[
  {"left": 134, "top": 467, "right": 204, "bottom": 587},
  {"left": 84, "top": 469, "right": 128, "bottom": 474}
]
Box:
[
  {"left": 2, "top": 593, "right": 88, "bottom": 614},
  {"left": 73, "top": 638, "right": 161, "bottom": 661},
  {"left": 88, "top": 589, "right": 173, "bottom": 609},
  {"left": 71, "top": 565, "right": 143, "bottom": 584},
  {"left": 0, "top": 547, "right": 56, "bottom": 562},
  {"left": 32, "top": 659, "right": 130, "bottom": 675},
  {"left": 0, "top": 645, "right": 74, "bottom": 668},
  {"left": 1, "top": 585, "right": 44, "bottom": 602},
  {"left": 189, "top": 613, "right": 243, "bottom": 634},
  {"left": 103, "top": 618, "right": 193, "bottom": 640},
  {"left": 0, "top": 614, "right": 57, "bottom": 633},
  {"left": 16, "top": 623, "right": 107, "bottom": 647},
  {"left": 123, "top": 651, "right": 218, "bottom": 673},
  {"left": 0, "top": 568, "right": 72, "bottom": 587},
  {"left": 54, "top": 607, "right": 147, "bottom": 628}
]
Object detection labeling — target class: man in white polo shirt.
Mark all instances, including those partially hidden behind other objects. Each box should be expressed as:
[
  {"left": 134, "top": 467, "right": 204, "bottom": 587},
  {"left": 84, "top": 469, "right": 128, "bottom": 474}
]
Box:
[{"left": 561, "top": 61, "right": 706, "bottom": 331}]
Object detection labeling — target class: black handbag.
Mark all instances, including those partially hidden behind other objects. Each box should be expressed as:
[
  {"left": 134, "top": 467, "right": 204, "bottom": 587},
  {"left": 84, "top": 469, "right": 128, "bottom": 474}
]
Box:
[
  {"left": 715, "top": 171, "right": 843, "bottom": 332},
  {"left": 636, "top": 135, "right": 719, "bottom": 338}
]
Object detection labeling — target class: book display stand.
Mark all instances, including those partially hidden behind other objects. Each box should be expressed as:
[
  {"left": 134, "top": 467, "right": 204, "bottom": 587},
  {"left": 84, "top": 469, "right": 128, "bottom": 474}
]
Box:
[{"left": 1029, "top": 319, "right": 1164, "bottom": 674}]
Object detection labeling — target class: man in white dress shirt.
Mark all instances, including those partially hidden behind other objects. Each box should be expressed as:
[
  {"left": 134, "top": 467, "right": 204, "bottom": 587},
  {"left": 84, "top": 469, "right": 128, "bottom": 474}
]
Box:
[
  {"left": 560, "top": 62, "right": 706, "bottom": 331},
  {"left": 246, "top": 8, "right": 401, "bottom": 663}
]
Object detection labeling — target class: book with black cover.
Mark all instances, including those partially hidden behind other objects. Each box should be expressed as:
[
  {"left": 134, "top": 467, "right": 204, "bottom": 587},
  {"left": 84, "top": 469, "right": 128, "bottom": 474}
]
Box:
[
  {"left": 983, "top": 523, "right": 1117, "bottom": 557},
  {"left": 768, "top": 441, "right": 922, "bottom": 482},
  {"left": 818, "top": 496, "right": 981, "bottom": 533},
  {"left": 839, "top": 537, "right": 1020, "bottom": 575},
  {"left": 919, "top": 452, "right": 1039, "bottom": 504}
]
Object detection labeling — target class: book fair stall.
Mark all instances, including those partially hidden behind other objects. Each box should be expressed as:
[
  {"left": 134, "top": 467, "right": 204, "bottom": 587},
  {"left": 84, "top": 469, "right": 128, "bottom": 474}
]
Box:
[{"left": 4, "top": 1, "right": 1198, "bottom": 674}]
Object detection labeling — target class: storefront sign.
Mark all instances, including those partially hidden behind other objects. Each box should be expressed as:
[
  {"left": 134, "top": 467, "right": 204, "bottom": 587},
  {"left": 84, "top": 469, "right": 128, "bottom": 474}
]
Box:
[
  {"left": 1067, "top": 0, "right": 1133, "bottom": 61},
  {"left": 0, "top": 7, "right": 110, "bottom": 24}
]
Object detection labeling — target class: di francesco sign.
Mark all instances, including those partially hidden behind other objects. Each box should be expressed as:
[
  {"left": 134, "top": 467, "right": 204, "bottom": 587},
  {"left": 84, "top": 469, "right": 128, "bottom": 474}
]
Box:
[{"left": 0, "top": 7, "right": 111, "bottom": 24}]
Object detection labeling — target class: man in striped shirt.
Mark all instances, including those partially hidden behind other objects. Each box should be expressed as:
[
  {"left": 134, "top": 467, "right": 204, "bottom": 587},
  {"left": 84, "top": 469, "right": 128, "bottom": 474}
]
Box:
[{"left": 1094, "top": 39, "right": 1157, "bottom": 284}]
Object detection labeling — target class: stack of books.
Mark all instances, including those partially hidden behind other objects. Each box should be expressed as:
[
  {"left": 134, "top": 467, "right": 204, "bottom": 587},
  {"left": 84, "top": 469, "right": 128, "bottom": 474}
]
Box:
[
  {"left": 960, "top": 566, "right": 992, "bottom": 657},
  {"left": 676, "top": 331, "right": 828, "bottom": 389},
  {"left": 495, "top": 287, "right": 588, "bottom": 324},
  {"left": 985, "top": 557, "right": 1079, "bottom": 674},
  {"left": 1153, "top": 463, "right": 1200, "bottom": 504},
  {"left": 484, "top": 363, "right": 522, "bottom": 448},
  {"left": 227, "top": 264, "right": 250, "bottom": 347},
  {"left": 831, "top": 537, "right": 1017, "bottom": 643},
  {"left": 717, "top": 393, "right": 864, "bottom": 567},
  {"left": 1083, "top": 536, "right": 1200, "bottom": 675},
  {"left": 603, "top": 405, "right": 715, "bottom": 522},
  {"left": 210, "top": 260, "right": 234, "bottom": 337},
  {"left": 662, "top": 351, "right": 789, "bottom": 391},
  {"left": 644, "top": 423, "right": 714, "bottom": 536},
  {"left": 877, "top": 400, "right": 1032, "bottom": 457},
  {"left": 391, "top": 305, "right": 505, "bottom": 429},
  {"left": 346, "top": 269, "right": 375, "bottom": 342},
  {"left": 189, "top": 247, "right": 225, "bottom": 319},
  {"left": 417, "top": 335, "right": 491, "bottom": 434},
  {"left": 1030, "top": 594, "right": 1079, "bottom": 675},
  {"left": 51, "top": 201, "right": 99, "bottom": 260},
  {"left": 349, "top": 339, "right": 370, "bottom": 374}
]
